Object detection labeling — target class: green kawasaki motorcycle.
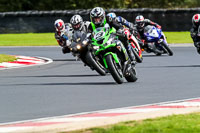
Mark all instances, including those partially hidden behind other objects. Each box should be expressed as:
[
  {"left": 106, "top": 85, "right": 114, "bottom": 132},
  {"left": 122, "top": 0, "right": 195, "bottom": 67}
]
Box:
[{"left": 87, "top": 25, "right": 138, "bottom": 84}]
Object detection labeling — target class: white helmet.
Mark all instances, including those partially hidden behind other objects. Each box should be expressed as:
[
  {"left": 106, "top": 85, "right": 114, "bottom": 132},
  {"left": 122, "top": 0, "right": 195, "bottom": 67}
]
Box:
[
  {"left": 70, "top": 15, "right": 83, "bottom": 30},
  {"left": 90, "top": 7, "right": 105, "bottom": 26},
  {"left": 107, "top": 12, "right": 116, "bottom": 19},
  {"left": 135, "top": 15, "right": 145, "bottom": 28},
  {"left": 54, "top": 19, "right": 65, "bottom": 32}
]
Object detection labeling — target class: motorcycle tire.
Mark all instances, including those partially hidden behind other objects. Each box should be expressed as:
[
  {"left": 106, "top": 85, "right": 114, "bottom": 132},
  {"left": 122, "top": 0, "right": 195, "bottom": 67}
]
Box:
[
  {"left": 161, "top": 42, "right": 173, "bottom": 56},
  {"left": 125, "top": 65, "right": 138, "bottom": 82},
  {"left": 131, "top": 47, "right": 143, "bottom": 63},
  {"left": 85, "top": 51, "right": 106, "bottom": 76},
  {"left": 106, "top": 54, "right": 124, "bottom": 84}
]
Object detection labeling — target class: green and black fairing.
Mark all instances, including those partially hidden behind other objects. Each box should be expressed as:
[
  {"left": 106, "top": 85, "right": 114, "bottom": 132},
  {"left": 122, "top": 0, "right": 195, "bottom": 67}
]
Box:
[{"left": 90, "top": 24, "right": 129, "bottom": 69}]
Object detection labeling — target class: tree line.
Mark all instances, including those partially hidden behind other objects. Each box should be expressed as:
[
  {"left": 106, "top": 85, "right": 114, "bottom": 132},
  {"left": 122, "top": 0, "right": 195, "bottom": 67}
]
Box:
[{"left": 0, "top": 0, "right": 199, "bottom": 12}]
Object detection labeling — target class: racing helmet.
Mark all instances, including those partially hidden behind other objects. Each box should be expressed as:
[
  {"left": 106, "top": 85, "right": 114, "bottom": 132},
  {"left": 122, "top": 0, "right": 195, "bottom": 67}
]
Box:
[
  {"left": 54, "top": 19, "right": 65, "bottom": 32},
  {"left": 192, "top": 14, "right": 200, "bottom": 27},
  {"left": 70, "top": 15, "right": 83, "bottom": 30},
  {"left": 107, "top": 12, "right": 117, "bottom": 19},
  {"left": 135, "top": 15, "right": 145, "bottom": 28},
  {"left": 90, "top": 7, "right": 105, "bottom": 27}
]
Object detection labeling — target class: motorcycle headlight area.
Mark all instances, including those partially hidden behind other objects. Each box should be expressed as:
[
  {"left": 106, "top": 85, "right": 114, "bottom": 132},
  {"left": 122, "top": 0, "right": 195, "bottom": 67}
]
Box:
[
  {"left": 93, "top": 46, "right": 100, "bottom": 50},
  {"left": 76, "top": 44, "right": 82, "bottom": 50},
  {"left": 82, "top": 40, "right": 88, "bottom": 45},
  {"left": 104, "top": 38, "right": 113, "bottom": 46}
]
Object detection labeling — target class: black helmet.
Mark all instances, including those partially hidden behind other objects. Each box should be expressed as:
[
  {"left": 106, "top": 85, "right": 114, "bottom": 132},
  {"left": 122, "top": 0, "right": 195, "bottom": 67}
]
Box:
[{"left": 90, "top": 7, "right": 105, "bottom": 27}]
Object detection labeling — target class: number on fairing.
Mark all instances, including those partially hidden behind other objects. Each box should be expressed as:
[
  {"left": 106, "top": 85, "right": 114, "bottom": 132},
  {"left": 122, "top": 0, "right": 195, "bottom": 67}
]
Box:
[{"left": 94, "top": 31, "right": 105, "bottom": 41}]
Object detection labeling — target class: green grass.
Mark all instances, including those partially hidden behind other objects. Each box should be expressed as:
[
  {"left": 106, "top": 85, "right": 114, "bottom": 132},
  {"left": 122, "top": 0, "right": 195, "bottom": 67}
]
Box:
[
  {"left": 73, "top": 113, "right": 200, "bottom": 133},
  {"left": 0, "top": 33, "right": 56, "bottom": 46},
  {"left": 0, "top": 54, "right": 17, "bottom": 63},
  {"left": 0, "top": 32, "right": 193, "bottom": 46},
  {"left": 164, "top": 32, "right": 193, "bottom": 44}
]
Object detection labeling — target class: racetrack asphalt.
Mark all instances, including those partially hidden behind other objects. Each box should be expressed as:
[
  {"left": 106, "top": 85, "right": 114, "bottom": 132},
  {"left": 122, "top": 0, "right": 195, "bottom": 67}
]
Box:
[{"left": 1, "top": 45, "right": 200, "bottom": 124}]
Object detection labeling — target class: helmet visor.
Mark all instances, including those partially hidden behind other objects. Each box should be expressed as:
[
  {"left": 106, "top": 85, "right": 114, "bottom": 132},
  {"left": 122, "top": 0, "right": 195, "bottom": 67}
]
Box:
[
  {"left": 72, "top": 23, "right": 81, "bottom": 30},
  {"left": 92, "top": 16, "right": 103, "bottom": 25},
  {"left": 137, "top": 22, "right": 145, "bottom": 28}
]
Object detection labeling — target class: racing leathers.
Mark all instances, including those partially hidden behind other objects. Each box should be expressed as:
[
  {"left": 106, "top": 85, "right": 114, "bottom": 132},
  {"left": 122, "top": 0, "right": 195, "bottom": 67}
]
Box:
[
  {"left": 136, "top": 19, "right": 161, "bottom": 40},
  {"left": 55, "top": 23, "right": 73, "bottom": 54},
  {"left": 72, "top": 21, "right": 90, "bottom": 34},
  {"left": 115, "top": 16, "right": 134, "bottom": 29}
]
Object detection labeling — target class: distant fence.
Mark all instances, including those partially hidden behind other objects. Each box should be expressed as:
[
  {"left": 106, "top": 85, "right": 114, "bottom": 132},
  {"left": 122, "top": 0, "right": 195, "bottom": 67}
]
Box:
[{"left": 0, "top": 8, "right": 200, "bottom": 33}]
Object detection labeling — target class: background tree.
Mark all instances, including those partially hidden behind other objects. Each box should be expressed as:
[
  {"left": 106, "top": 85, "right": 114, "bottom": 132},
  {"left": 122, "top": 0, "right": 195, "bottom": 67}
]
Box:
[{"left": 0, "top": 0, "right": 199, "bottom": 12}]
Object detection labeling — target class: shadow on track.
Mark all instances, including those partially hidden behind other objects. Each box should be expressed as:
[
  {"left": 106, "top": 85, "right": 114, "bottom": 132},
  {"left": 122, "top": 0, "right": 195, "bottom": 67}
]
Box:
[
  {"left": 53, "top": 59, "right": 77, "bottom": 61},
  {"left": 7, "top": 81, "right": 116, "bottom": 86},
  {"left": 14, "top": 74, "right": 101, "bottom": 78},
  {"left": 140, "top": 64, "right": 200, "bottom": 68},
  {"left": 142, "top": 54, "right": 169, "bottom": 57},
  {"left": 160, "top": 65, "right": 200, "bottom": 68}
]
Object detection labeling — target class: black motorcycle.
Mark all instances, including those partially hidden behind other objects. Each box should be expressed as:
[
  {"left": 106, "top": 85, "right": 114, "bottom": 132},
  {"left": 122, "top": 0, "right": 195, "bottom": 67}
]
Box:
[{"left": 70, "top": 31, "right": 106, "bottom": 76}]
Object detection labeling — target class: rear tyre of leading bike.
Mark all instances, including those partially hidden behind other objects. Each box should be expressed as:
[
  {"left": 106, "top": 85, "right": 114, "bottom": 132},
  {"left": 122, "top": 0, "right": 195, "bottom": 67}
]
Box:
[{"left": 124, "top": 64, "right": 138, "bottom": 82}]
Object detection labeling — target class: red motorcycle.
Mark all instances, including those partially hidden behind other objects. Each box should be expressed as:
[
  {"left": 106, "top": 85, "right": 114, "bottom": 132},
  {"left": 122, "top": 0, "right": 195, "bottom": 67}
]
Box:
[{"left": 124, "top": 28, "right": 143, "bottom": 63}]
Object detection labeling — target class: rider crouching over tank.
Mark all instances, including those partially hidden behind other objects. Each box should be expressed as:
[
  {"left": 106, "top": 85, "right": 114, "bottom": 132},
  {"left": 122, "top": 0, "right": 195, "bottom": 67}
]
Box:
[
  {"left": 135, "top": 15, "right": 162, "bottom": 42},
  {"left": 54, "top": 19, "right": 73, "bottom": 54},
  {"left": 106, "top": 12, "right": 142, "bottom": 45},
  {"left": 190, "top": 14, "right": 200, "bottom": 54},
  {"left": 135, "top": 15, "right": 165, "bottom": 52},
  {"left": 86, "top": 7, "right": 135, "bottom": 64}
]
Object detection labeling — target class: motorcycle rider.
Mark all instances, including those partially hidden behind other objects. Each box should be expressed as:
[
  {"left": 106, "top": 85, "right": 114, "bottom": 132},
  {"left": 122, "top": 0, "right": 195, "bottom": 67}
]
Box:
[
  {"left": 70, "top": 14, "right": 90, "bottom": 33},
  {"left": 107, "top": 12, "right": 144, "bottom": 48},
  {"left": 135, "top": 15, "right": 167, "bottom": 54},
  {"left": 87, "top": 7, "right": 135, "bottom": 63},
  {"left": 107, "top": 12, "right": 135, "bottom": 30},
  {"left": 54, "top": 19, "right": 73, "bottom": 54},
  {"left": 190, "top": 14, "right": 200, "bottom": 54},
  {"left": 135, "top": 15, "right": 162, "bottom": 41}
]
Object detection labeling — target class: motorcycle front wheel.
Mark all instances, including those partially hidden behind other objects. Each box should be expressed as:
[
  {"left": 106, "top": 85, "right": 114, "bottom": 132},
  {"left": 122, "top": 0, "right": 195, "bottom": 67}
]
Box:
[
  {"left": 106, "top": 54, "right": 124, "bottom": 84},
  {"left": 131, "top": 46, "right": 143, "bottom": 63},
  {"left": 85, "top": 51, "right": 106, "bottom": 76},
  {"left": 161, "top": 42, "right": 173, "bottom": 56}
]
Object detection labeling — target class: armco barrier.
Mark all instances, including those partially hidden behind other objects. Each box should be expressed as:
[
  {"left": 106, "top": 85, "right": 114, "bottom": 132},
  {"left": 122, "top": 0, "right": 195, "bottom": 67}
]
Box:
[{"left": 0, "top": 8, "right": 200, "bottom": 33}]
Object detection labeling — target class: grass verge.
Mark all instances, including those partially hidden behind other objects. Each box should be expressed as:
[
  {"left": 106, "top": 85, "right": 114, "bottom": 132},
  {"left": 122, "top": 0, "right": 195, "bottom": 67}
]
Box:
[
  {"left": 71, "top": 112, "right": 200, "bottom": 133},
  {"left": 0, "top": 32, "right": 193, "bottom": 46},
  {"left": 0, "top": 54, "right": 17, "bottom": 63},
  {"left": 164, "top": 32, "right": 193, "bottom": 44},
  {"left": 0, "top": 33, "right": 56, "bottom": 46}
]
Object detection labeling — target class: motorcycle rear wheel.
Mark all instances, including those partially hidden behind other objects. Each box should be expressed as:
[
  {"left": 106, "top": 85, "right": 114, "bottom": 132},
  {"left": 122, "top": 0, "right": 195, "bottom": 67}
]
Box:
[{"left": 125, "top": 65, "right": 138, "bottom": 82}]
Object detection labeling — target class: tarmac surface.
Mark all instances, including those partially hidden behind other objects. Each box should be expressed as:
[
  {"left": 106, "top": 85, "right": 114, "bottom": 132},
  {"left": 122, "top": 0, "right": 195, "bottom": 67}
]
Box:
[{"left": 1, "top": 45, "right": 200, "bottom": 124}]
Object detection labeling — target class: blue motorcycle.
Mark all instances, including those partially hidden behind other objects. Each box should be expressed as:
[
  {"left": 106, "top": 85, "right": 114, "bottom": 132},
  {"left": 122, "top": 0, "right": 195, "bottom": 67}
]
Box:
[{"left": 143, "top": 25, "right": 173, "bottom": 56}]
